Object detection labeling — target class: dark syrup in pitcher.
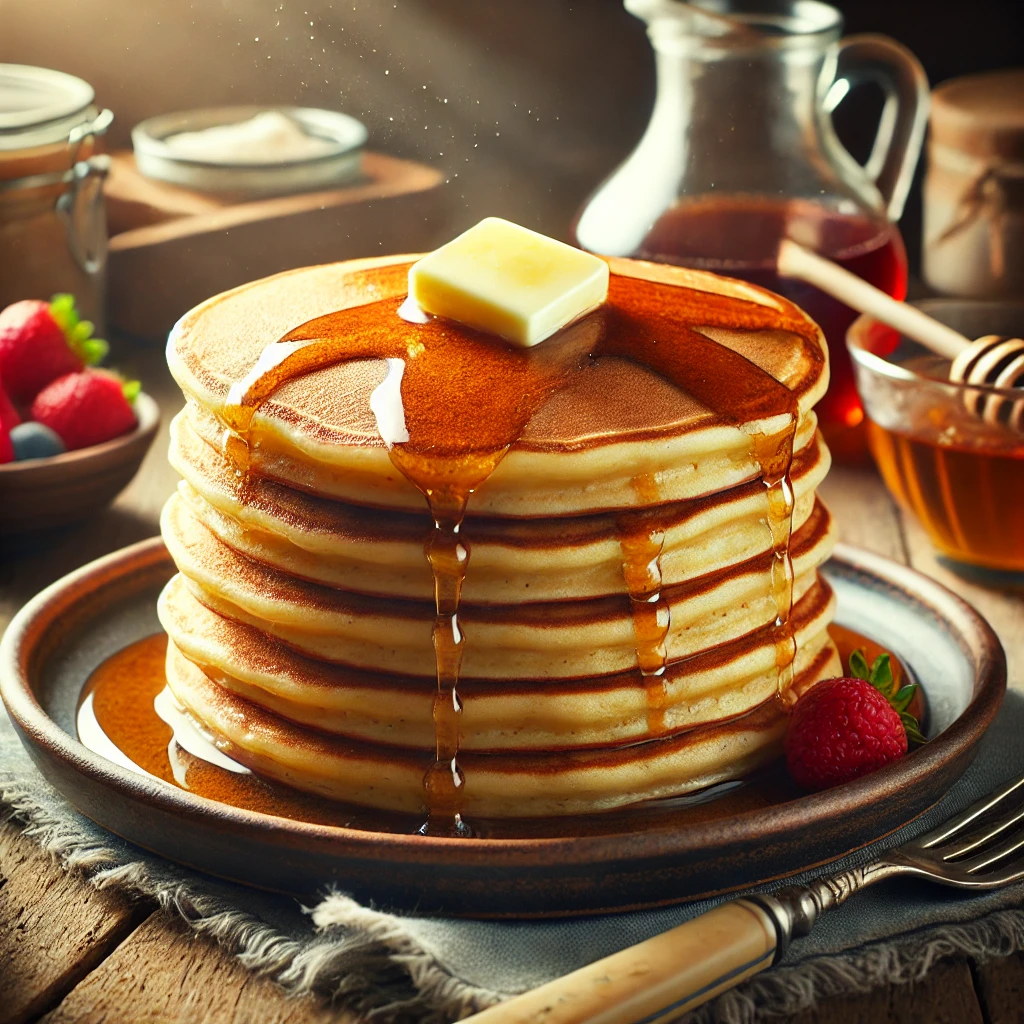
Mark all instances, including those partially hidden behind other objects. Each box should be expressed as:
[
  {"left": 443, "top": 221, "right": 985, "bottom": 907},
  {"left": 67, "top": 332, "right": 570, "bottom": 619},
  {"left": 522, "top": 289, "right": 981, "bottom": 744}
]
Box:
[{"left": 581, "top": 196, "right": 908, "bottom": 462}]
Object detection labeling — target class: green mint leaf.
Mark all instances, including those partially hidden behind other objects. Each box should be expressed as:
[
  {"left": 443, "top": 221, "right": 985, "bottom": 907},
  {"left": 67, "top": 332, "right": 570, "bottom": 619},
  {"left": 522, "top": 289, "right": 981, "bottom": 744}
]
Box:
[
  {"left": 849, "top": 649, "right": 870, "bottom": 682},
  {"left": 869, "top": 654, "right": 894, "bottom": 693},
  {"left": 892, "top": 684, "right": 917, "bottom": 713},
  {"left": 122, "top": 379, "right": 141, "bottom": 403}
]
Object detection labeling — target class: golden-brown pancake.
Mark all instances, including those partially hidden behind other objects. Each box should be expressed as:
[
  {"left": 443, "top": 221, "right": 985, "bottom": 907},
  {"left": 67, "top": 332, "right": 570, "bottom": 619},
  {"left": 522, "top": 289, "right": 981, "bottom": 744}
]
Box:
[
  {"left": 159, "top": 572, "right": 837, "bottom": 750},
  {"left": 170, "top": 409, "right": 832, "bottom": 603}
]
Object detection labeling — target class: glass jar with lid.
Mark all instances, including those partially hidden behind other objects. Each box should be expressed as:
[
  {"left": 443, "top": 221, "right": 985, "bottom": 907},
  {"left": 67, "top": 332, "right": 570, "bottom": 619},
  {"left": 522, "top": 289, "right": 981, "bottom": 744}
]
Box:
[{"left": 0, "top": 64, "right": 112, "bottom": 330}]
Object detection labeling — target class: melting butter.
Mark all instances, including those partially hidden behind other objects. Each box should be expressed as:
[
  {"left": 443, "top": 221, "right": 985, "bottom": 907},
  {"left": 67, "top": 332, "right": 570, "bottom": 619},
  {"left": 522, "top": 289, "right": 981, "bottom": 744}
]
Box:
[
  {"left": 369, "top": 357, "right": 410, "bottom": 448},
  {"left": 397, "top": 293, "right": 432, "bottom": 324},
  {"left": 408, "top": 217, "right": 609, "bottom": 348}
]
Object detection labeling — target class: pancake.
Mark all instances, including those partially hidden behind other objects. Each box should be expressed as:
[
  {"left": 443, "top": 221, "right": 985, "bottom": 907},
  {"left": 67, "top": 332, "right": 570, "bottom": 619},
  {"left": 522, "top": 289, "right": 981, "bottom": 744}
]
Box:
[
  {"left": 167, "top": 254, "right": 828, "bottom": 516},
  {"left": 162, "top": 491, "right": 835, "bottom": 680},
  {"left": 164, "top": 640, "right": 840, "bottom": 817},
  {"left": 159, "top": 250, "right": 838, "bottom": 820},
  {"left": 170, "top": 409, "right": 832, "bottom": 603}
]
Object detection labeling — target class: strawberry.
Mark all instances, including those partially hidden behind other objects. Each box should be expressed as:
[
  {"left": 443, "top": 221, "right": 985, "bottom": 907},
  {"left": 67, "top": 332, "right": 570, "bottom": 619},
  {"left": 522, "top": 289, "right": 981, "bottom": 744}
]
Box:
[
  {"left": 0, "top": 424, "right": 12, "bottom": 464},
  {"left": 0, "top": 380, "right": 20, "bottom": 434},
  {"left": 0, "top": 294, "right": 108, "bottom": 404},
  {"left": 785, "top": 649, "right": 925, "bottom": 792},
  {"left": 30, "top": 370, "right": 139, "bottom": 451}
]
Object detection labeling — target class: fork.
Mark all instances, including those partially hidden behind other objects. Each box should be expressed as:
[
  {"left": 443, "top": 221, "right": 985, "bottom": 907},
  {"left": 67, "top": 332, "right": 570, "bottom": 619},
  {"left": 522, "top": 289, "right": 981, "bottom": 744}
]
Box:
[{"left": 461, "top": 773, "right": 1024, "bottom": 1024}]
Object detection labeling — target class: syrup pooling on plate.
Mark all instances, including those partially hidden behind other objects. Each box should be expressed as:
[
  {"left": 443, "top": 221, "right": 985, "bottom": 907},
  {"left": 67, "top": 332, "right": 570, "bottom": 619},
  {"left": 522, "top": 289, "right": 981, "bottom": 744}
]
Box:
[{"left": 215, "top": 271, "right": 820, "bottom": 829}]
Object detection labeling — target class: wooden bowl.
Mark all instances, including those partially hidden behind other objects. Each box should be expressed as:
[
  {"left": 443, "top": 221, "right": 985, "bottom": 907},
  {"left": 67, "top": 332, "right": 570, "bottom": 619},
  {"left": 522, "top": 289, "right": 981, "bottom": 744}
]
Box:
[{"left": 0, "top": 393, "right": 159, "bottom": 533}]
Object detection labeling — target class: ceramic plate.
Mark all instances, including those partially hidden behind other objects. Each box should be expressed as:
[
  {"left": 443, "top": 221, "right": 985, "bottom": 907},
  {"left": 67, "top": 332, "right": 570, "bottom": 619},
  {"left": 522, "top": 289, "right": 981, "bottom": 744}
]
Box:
[{"left": 0, "top": 539, "right": 1005, "bottom": 917}]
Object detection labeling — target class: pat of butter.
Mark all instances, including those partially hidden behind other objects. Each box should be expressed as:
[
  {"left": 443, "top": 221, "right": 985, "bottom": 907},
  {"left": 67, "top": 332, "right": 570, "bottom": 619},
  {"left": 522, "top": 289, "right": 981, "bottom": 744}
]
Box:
[{"left": 408, "top": 217, "right": 609, "bottom": 347}]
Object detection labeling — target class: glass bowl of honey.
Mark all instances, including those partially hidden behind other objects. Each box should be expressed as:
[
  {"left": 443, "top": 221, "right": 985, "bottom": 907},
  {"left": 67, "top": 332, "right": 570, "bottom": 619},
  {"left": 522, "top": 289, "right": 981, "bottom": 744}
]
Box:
[{"left": 848, "top": 299, "right": 1024, "bottom": 575}]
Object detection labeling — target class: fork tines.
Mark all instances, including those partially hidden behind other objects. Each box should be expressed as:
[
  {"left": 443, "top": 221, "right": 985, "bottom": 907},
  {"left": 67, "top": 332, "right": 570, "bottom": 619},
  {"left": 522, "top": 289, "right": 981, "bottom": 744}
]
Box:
[{"left": 915, "top": 773, "right": 1024, "bottom": 859}]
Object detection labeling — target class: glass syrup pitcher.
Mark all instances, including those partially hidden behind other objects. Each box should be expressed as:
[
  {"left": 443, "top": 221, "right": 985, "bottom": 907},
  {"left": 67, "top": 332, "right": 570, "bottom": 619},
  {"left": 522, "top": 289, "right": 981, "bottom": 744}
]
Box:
[{"left": 573, "top": 0, "right": 928, "bottom": 461}]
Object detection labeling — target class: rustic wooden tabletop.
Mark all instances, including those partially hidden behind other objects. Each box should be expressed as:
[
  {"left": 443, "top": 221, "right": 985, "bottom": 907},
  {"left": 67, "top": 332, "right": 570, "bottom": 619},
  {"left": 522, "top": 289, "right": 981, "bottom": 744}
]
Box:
[{"left": 2, "top": 339, "right": 1024, "bottom": 1024}]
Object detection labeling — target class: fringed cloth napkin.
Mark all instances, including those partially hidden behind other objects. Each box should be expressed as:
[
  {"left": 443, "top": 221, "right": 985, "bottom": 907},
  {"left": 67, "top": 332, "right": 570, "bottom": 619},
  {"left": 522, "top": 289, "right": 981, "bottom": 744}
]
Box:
[{"left": 6, "top": 693, "right": 1024, "bottom": 1023}]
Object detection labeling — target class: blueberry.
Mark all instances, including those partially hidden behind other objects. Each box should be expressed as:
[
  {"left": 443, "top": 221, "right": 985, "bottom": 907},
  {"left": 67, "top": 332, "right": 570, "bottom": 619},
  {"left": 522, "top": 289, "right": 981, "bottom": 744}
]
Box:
[{"left": 10, "top": 422, "right": 66, "bottom": 461}]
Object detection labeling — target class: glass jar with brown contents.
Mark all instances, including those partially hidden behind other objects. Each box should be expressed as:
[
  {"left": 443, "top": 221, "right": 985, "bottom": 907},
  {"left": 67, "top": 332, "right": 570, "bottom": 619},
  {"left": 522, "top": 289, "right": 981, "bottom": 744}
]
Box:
[{"left": 0, "top": 64, "right": 112, "bottom": 329}]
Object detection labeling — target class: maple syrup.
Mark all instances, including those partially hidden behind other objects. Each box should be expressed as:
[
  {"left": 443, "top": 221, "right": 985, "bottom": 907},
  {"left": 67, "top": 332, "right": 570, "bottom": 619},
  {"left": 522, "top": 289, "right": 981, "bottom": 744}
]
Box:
[
  {"left": 618, "top": 473, "right": 673, "bottom": 733},
  {"left": 208, "top": 269, "right": 821, "bottom": 831}
]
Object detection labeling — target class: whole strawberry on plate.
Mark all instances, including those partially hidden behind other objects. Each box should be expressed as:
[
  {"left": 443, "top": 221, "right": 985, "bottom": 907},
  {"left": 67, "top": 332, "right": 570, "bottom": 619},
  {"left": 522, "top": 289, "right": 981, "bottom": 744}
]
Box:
[
  {"left": 31, "top": 370, "right": 139, "bottom": 451},
  {"left": 785, "top": 649, "right": 925, "bottom": 792},
  {"left": 0, "top": 294, "right": 108, "bottom": 404}
]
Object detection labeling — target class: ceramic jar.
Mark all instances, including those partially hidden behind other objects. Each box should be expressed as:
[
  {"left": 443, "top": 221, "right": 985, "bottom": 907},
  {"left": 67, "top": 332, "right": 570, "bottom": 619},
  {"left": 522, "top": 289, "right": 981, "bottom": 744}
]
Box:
[{"left": 923, "top": 69, "right": 1024, "bottom": 299}]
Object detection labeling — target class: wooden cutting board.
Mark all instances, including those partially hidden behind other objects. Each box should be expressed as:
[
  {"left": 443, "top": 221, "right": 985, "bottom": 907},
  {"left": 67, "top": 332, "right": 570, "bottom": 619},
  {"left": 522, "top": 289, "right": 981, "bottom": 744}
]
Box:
[{"left": 105, "top": 151, "right": 448, "bottom": 342}]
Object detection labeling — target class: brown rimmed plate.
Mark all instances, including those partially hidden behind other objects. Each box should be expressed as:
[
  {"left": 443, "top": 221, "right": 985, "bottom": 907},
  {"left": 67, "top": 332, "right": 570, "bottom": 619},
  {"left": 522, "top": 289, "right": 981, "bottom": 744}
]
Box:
[{"left": 0, "top": 538, "right": 1006, "bottom": 918}]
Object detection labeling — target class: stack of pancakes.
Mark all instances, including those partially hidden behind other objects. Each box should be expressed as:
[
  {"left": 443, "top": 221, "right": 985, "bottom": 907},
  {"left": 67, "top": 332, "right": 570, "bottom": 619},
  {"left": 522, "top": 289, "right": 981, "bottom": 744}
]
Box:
[{"left": 160, "top": 254, "right": 840, "bottom": 819}]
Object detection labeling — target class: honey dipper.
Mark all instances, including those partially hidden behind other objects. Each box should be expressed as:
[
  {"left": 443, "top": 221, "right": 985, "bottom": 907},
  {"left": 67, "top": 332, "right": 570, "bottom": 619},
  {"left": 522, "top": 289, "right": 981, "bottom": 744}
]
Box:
[{"left": 778, "top": 239, "right": 1024, "bottom": 427}]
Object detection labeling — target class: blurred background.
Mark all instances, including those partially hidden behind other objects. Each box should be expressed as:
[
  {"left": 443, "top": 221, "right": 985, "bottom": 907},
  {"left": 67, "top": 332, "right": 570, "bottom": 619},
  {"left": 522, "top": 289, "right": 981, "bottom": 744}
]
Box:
[{"left": 3, "top": 0, "right": 1022, "bottom": 268}]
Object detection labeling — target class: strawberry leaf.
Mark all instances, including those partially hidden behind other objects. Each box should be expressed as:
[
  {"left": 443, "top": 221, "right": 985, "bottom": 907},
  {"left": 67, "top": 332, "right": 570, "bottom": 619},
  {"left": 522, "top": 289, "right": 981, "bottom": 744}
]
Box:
[
  {"left": 848, "top": 645, "right": 926, "bottom": 746},
  {"left": 48, "top": 294, "right": 107, "bottom": 366},
  {"left": 49, "top": 293, "right": 76, "bottom": 325},
  {"left": 80, "top": 337, "right": 109, "bottom": 365},
  {"left": 900, "top": 712, "right": 927, "bottom": 747},
  {"left": 122, "top": 379, "right": 141, "bottom": 403},
  {"left": 892, "top": 684, "right": 917, "bottom": 713},
  {"left": 849, "top": 648, "right": 870, "bottom": 682},
  {"left": 868, "top": 654, "right": 894, "bottom": 694}
]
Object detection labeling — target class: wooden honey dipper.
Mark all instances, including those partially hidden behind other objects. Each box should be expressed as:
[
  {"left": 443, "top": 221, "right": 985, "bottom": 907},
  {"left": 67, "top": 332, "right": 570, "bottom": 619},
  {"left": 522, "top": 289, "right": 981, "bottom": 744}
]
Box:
[{"left": 778, "top": 239, "right": 1024, "bottom": 429}]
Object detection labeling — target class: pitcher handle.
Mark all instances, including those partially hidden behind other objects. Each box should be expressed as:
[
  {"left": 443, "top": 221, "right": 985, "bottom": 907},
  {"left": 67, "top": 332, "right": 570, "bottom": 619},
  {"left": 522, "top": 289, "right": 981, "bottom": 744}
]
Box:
[{"left": 831, "top": 34, "right": 929, "bottom": 222}]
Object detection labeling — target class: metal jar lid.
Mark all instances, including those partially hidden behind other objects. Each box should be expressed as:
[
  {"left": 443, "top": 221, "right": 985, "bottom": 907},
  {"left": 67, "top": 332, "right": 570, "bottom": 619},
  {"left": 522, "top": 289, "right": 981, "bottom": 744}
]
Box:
[{"left": 0, "top": 64, "right": 96, "bottom": 151}]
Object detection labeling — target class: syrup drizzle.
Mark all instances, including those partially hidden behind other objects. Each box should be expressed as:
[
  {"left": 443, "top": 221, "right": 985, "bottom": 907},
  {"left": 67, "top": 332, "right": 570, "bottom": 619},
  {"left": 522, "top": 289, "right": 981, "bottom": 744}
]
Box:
[
  {"left": 752, "top": 427, "right": 799, "bottom": 699},
  {"left": 619, "top": 475, "right": 673, "bottom": 734},
  {"left": 387, "top": 451, "right": 503, "bottom": 837},
  {"left": 214, "top": 271, "right": 821, "bottom": 830},
  {"left": 595, "top": 284, "right": 804, "bottom": 708}
]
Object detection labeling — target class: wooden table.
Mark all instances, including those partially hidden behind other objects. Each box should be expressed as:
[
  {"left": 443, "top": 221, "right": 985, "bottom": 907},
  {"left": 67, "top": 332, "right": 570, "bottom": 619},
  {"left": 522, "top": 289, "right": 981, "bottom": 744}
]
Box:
[{"left": 2, "top": 340, "right": 1024, "bottom": 1024}]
